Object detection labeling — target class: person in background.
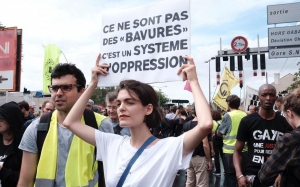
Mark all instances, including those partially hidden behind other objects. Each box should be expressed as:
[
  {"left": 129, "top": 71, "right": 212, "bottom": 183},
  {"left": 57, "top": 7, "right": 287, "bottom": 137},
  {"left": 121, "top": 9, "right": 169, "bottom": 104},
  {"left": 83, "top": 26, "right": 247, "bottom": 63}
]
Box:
[
  {"left": 172, "top": 109, "right": 188, "bottom": 137},
  {"left": 211, "top": 110, "right": 223, "bottom": 176},
  {"left": 23, "top": 101, "right": 54, "bottom": 129},
  {"left": 86, "top": 99, "right": 94, "bottom": 110},
  {"left": 183, "top": 105, "right": 213, "bottom": 187},
  {"left": 218, "top": 95, "right": 247, "bottom": 187},
  {"left": 248, "top": 105, "right": 256, "bottom": 115},
  {"left": 29, "top": 106, "right": 34, "bottom": 115},
  {"left": 275, "top": 96, "right": 284, "bottom": 116},
  {"left": 106, "top": 91, "right": 130, "bottom": 136},
  {"left": 258, "top": 89, "right": 300, "bottom": 186},
  {"left": 0, "top": 102, "right": 24, "bottom": 187},
  {"left": 18, "top": 101, "right": 35, "bottom": 124},
  {"left": 92, "top": 105, "right": 102, "bottom": 114},
  {"left": 166, "top": 105, "right": 177, "bottom": 120}
]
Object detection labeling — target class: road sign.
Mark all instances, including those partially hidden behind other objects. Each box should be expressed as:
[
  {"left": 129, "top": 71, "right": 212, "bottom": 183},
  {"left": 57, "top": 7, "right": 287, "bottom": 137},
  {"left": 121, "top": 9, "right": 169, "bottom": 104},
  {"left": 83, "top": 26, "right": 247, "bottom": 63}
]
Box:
[
  {"left": 267, "top": 2, "right": 300, "bottom": 25},
  {"left": 231, "top": 36, "right": 248, "bottom": 53},
  {"left": 268, "top": 25, "right": 300, "bottom": 47},
  {"left": 171, "top": 99, "right": 189, "bottom": 104},
  {"left": 269, "top": 47, "right": 300, "bottom": 59}
]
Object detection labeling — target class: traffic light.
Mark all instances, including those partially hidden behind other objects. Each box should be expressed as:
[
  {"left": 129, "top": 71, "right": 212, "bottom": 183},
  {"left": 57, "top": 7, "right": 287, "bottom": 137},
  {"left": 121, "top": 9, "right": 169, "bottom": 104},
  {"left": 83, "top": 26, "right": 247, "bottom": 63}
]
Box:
[
  {"left": 252, "top": 55, "right": 258, "bottom": 70},
  {"left": 245, "top": 48, "right": 250, "bottom": 60},
  {"left": 238, "top": 55, "right": 243, "bottom": 71},
  {"left": 230, "top": 56, "right": 235, "bottom": 71},
  {"left": 252, "top": 54, "right": 258, "bottom": 76},
  {"left": 260, "top": 54, "right": 266, "bottom": 69},
  {"left": 223, "top": 51, "right": 228, "bottom": 61},
  {"left": 216, "top": 57, "right": 221, "bottom": 72}
]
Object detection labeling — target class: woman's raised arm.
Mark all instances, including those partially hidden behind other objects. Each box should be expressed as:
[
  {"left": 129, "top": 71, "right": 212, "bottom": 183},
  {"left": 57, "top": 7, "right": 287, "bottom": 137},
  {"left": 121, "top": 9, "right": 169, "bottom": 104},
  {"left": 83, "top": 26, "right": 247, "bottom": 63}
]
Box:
[
  {"left": 63, "top": 54, "right": 110, "bottom": 146},
  {"left": 178, "top": 56, "right": 213, "bottom": 156}
]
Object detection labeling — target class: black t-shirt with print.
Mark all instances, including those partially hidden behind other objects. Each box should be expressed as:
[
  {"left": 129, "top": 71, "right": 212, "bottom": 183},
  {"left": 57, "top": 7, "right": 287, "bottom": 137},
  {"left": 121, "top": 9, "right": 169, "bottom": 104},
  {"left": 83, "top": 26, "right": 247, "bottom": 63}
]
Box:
[
  {"left": 0, "top": 143, "right": 10, "bottom": 163},
  {"left": 236, "top": 112, "right": 292, "bottom": 175}
]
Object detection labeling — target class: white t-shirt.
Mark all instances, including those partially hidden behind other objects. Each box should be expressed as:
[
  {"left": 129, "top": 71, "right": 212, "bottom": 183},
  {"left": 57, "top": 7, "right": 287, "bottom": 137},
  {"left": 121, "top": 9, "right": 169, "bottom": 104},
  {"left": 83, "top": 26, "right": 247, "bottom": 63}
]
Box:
[{"left": 95, "top": 130, "right": 193, "bottom": 187}]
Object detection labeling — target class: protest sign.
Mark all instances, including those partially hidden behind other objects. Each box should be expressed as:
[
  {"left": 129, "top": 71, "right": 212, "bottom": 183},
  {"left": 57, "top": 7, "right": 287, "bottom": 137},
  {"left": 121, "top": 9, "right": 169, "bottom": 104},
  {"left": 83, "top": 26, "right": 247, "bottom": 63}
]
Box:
[{"left": 99, "top": 0, "right": 190, "bottom": 87}]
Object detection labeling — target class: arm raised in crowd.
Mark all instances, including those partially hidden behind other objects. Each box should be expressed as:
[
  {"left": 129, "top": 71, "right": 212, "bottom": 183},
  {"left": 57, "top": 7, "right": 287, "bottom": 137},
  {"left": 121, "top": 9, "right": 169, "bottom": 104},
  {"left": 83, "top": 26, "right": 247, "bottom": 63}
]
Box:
[
  {"left": 178, "top": 56, "right": 213, "bottom": 156},
  {"left": 63, "top": 54, "right": 109, "bottom": 146}
]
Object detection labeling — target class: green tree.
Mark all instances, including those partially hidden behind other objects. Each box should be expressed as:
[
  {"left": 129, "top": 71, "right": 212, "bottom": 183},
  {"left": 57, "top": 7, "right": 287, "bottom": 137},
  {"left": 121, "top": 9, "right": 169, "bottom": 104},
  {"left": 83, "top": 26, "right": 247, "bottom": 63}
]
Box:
[
  {"left": 286, "top": 68, "right": 300, "bottom": 92},
  {"left": 156, "top": 90, "right": 170, "bottom": 107},
  {"left": 90, "top": 87, "right": 116, "bottom": 106}
]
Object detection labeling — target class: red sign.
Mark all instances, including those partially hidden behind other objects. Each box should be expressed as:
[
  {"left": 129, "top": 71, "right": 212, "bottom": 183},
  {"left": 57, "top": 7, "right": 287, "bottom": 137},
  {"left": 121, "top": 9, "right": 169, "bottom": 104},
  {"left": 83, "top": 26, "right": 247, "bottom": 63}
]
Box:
[
  {"left": 231, "top": 36, "right": 248, "bottom": 53},
  {"left": 0, "top": 27, "right": 18, "bottom": 91},
  {"left": 0, "top": 28, "right": 17, "bottom": 70}
]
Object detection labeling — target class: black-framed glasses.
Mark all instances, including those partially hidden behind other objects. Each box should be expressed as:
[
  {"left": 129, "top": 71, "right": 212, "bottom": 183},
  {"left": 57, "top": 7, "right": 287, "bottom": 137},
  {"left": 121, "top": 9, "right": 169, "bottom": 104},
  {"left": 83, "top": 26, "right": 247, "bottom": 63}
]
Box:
[{"left": 48, "top": 84, "right": 81, "bottom": 93}]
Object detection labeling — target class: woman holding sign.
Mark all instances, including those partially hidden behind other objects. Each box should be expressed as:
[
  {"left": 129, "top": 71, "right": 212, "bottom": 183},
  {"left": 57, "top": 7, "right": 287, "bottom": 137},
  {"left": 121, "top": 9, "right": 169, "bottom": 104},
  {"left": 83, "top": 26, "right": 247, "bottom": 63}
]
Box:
[{"left": 63, "top": 54, "right": 213, "bottom": 187}]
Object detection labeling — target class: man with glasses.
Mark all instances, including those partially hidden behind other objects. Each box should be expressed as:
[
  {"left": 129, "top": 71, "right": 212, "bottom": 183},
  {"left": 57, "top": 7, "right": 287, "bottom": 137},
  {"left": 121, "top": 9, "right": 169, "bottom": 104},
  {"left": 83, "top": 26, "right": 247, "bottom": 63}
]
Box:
[
  {"left": 18, "top": 63, "right": 113, "bottom": 187},
  {"left": 106, "top": 91, "right": 130, "bottom": 136}
]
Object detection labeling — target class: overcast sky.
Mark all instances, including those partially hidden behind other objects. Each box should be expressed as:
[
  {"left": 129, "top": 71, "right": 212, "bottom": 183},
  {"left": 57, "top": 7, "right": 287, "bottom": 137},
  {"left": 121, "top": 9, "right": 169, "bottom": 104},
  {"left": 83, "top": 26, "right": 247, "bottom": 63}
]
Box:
[{"left": 1, "top": 0, "right": 299, "bottom": 105}]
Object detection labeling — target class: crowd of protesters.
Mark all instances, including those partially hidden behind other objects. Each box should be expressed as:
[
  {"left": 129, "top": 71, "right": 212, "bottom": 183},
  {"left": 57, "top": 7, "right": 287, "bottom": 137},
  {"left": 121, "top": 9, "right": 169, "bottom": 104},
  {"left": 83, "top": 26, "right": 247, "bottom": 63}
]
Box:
[{"left": 0, "top": 58, "right": 299, "bottom": 187}]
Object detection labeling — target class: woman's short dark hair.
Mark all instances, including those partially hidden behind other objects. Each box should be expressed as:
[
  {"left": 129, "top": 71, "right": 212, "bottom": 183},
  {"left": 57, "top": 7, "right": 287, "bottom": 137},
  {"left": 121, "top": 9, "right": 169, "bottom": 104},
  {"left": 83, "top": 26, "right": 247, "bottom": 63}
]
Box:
[
  {"left": 211, "top": 110, "right": 222, "bottom": 121},
  {"left": 116, "top": 80, "right": 163, "bottom": 128}
]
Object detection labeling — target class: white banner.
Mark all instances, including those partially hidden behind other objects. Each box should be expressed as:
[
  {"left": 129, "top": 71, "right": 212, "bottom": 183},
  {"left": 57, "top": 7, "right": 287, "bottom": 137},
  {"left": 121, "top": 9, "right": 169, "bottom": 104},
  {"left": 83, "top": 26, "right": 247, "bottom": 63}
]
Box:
[
  {"left": 244, "top": 85, "right": 259, "bottom": 112},
  {"left": 98, "top": 0, "right": 191, "bottom": 87}
]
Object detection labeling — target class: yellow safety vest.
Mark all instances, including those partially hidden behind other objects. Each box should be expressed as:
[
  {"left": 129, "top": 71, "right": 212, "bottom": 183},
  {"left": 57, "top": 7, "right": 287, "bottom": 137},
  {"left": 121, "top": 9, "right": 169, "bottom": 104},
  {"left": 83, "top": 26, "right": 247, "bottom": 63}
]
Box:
[
  {"left": 223, "top": 110, "right": 247, "bottom": 154},
  {"left": 35, "top": 110, "right": 105, "bottom": 187}
]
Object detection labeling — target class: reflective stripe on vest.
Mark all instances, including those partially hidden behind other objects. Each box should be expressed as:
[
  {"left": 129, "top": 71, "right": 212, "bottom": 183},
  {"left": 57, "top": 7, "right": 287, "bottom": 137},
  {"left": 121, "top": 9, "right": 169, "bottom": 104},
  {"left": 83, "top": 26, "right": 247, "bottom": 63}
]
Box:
[
  {"left": 36, "top": 173, "right": 98, "bottom": 187},
  {"left": 223, "top": 110, "right": 247, "bottom": 154},
  {"left": 36, "top": 111, "right": 105, "bottom": 187}
]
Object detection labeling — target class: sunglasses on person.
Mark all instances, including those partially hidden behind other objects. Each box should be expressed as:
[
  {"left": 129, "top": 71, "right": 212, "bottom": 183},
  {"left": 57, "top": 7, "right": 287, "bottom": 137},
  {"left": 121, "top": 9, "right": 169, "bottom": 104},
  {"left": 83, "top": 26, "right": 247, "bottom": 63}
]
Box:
[{"left": 48, "top": 84, "right": 81, "bottom": 93}]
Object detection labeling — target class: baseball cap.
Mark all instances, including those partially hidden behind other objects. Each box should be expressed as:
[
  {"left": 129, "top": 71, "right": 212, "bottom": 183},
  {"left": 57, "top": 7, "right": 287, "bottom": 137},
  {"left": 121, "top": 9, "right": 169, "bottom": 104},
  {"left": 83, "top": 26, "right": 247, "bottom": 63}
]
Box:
[{"left": 87, "top": 99, "right": 94, "bottom": 106}]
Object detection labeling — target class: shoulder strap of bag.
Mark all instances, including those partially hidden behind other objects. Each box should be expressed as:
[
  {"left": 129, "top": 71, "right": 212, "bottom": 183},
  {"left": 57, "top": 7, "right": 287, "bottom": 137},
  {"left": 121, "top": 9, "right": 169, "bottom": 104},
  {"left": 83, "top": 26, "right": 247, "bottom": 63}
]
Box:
[
  {"left": 116, "top": 136, "right": 156, "bottom": 187},
  {"left": 83, "top": 109, "right": 98, "bottom": 129},
  {"left": 37, "top": 112, "right": 53, "bottom": 157},
  {"left": 83, "top": 109, "right": 106, "bottom": 187}
]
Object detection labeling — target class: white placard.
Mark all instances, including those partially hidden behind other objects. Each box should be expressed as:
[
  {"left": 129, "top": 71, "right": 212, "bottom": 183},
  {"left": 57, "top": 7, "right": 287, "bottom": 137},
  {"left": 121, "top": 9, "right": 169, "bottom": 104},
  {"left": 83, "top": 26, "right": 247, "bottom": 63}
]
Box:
[
  {"left": 269, "top": 47, "right": 300, "bottom": 59},
  {"left": 98, "top": 0, "right": 190, "bottom": 87},
  {"left": 268, "top": 25, "right": 300, "bottom": 47},
  {"left": 0, "top": 70, "right": 14, "bottom": 90},
  {"left": 267, "top": 2, "right": 300, "bottom": 24}
]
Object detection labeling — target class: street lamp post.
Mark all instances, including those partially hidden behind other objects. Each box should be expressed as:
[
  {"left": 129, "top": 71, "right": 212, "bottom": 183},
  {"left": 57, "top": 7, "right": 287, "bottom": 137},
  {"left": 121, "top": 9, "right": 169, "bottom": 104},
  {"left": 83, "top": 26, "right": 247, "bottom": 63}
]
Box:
[{"left": 205, "top": 57, "right": 215, "bottom": 104}]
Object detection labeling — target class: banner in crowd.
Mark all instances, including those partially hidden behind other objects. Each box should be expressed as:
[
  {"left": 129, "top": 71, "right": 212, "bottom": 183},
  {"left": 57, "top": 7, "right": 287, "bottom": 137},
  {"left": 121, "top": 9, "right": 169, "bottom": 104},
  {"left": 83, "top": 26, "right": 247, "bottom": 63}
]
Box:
[
  {"left": 244, "top": 85, "right": 259, "bottom": 112},
  {"left": 43, "top": 44, "right": 62, "bottom": 93},
  {"left": 213, "top": 67, "right": 239, "bottom": 111},
  {"left": 99, "top": 0, "right": 190, "bottom": 87}
]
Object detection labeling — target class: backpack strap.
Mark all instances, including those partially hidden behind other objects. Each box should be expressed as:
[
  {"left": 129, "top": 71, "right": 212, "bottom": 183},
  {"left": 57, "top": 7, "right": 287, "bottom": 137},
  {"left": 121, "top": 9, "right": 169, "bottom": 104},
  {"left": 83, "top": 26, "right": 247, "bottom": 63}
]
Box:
[
  {"left": 83, "top": 109, "right": 98, "bottom": 129},
  {"left": 83, "top": 109, "right": 105, "bottom": 187},
  {"left": 37, "top": 112, "right": 53, "bottom": 157},
  {"left": 113, "top": 124, "right": 123, "bottom": 135}
]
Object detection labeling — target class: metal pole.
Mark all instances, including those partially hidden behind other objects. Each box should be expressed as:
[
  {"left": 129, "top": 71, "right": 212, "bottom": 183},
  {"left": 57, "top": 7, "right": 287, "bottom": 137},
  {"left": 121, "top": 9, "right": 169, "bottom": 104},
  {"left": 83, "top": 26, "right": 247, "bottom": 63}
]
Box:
[
  {"left": 208, "top": 60, "right": 211, "bottom": 104},
  {"left": 158, "top": 88, "right": 161, "bottom": 107}
]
